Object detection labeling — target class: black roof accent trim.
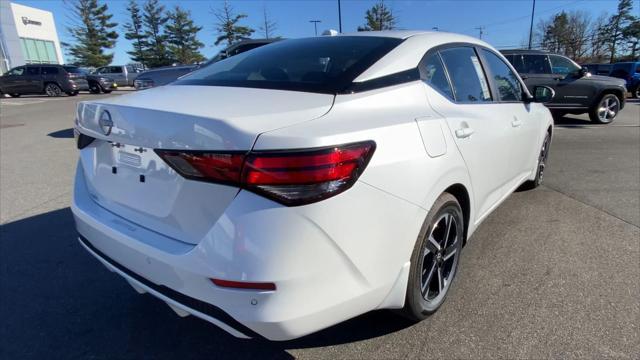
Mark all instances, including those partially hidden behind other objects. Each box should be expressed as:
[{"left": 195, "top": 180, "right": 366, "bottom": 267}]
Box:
[
  {"left": 78, "top": 234, "right": 263, "bottom": 339},
  {"left": 339, "top": 68, "right": 420, "bottom": 94}
]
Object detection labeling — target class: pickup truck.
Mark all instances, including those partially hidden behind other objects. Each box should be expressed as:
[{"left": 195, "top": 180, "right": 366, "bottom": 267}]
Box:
[{"left": 92, "top": 65, "right": 141, "bottom": 87}]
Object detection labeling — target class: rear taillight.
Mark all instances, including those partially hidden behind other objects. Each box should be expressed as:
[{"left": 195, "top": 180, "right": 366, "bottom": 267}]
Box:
[{"left": 155, "top": 141, "right": 375, "bottom": 206}]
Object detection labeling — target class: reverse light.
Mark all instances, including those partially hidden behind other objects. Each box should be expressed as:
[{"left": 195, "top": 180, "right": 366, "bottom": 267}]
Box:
[{"left": 155, "top": 141, "right": 376, "bottom": 206}]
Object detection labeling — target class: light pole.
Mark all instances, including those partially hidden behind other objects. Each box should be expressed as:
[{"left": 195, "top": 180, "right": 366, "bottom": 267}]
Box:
[
  {"left": 337, "top": 0, "right": 342, "bottom": 33},
  {"left": 528, "top": 0, "right": 536, "bottom": 49},
  {"left": 310, "top": 20, "right": 321, "bottom": 36}
]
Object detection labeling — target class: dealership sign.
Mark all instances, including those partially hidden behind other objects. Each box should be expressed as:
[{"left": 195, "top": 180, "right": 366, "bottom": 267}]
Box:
[{"left": 21, "top": 17, "right": 42, "bottom": 26}]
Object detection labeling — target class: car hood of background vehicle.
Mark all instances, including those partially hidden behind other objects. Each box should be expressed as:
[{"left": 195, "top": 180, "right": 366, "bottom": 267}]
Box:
[
  {"left": 76, "top": 85, "right": 335, "bottom": 150},
  {"left": 584, "top": 74, "right": 627, "bottom": 85}
]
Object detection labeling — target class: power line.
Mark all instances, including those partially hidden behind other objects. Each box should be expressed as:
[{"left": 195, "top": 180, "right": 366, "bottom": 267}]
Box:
[{"left": 463, "top": 0, "right": 583, "bottom": 32}]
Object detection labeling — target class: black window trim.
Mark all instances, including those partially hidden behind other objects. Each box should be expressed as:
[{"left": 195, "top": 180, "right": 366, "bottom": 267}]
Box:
[{"left": 419, "top": 42, "right": 530, "bottom": 105}]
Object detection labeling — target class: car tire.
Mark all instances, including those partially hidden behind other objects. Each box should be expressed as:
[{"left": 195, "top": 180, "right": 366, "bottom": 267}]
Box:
[
  {"left": 44, "top": 83, "right": 62, "bottom": 97},
  {"left": 9, "top": 93, "right": 21, "bottom": 98},
  {"left": 632, "top": 85, "right": 640, "bottom": 99},
  {"left": 89, "top": 82, "right": 102, "bottom": 94},
  {"left": 520, "top": 131, "right": 551, "bottom": 191},
  {"left": 589, "top": 93, "right": 620, "bottom": 124},
  {"left": 102, "top": 89, "right": 112, "bottom": 94},
  {"left": 550, "top": 110, "right": 566, "bottom": 120},
  {"left": 402, "top": 192, "right": 464, "bottom": 320}
]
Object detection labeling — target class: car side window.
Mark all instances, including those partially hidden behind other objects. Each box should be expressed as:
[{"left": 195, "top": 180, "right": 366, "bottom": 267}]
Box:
[
  {"left": 481, "top": 49, "right": 523, "bottom": 102},
  {"left": 521, "top": 55, "right": 551, "bottom": 74},
  {"left": 110, "top": 66, "right": 123, "bottom": 74},
  {"left": 421, "top": 52, "right": 454, "bottom": 101},
  {"left": 26, "top": 67, "right": 40, "bottom": 75},
  {"left": 41, "top": 67, "right": 59, "bottom": 75},
  {"left": 8, "top": 67, "right": 25, "bottom": 76},
  {"left": 95, "top": 67, "right": 106, "bottom": 74},
  {"left": 439, "top": 47, "right": 492, "bottom": 103},
  {"left": 549, "top": 55, "right": 580, "bottom": 76}
]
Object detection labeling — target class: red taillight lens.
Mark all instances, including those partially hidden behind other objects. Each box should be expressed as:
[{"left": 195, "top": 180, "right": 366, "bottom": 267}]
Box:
[
  {"left": 211, "top": 278, "right": 276, "bottom": 291},
  {"left": 155, "top": 141, "right": 375, "bottom": 206},
  {"left": 156, "top": 151, "right": 245, "bottom": 184}
]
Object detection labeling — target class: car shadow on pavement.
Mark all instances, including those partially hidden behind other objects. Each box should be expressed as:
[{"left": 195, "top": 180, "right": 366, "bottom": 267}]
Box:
[
  {"left": 0, "top": 208, "right": 413, "bottom": 359},
  {"left": 553, "top": 116, "right": 593, "bottom": 127},
  {"left": 48, "top": 128, "right": 74, "bottom": 138}
]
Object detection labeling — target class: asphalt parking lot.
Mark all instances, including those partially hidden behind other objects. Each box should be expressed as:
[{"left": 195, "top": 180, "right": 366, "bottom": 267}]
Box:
[{"left": 1, "top": 92, "right": 638, "bottom": 359}]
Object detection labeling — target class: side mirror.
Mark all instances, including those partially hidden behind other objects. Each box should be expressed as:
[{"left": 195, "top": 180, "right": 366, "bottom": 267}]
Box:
[
  {"left": 532, "top": 85, "right": 555, "bottom": 103},
  {"left": 579, "top": 66, "right": 590, "bottom": 77}
]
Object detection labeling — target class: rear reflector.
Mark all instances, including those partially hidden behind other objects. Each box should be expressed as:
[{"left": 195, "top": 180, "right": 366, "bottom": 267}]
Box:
[
  {"left": 211, "top": 278, "right": 276, "bottom": 291},
  {"left": 156, "top": 141, "right": 375, "bottom": 206}
]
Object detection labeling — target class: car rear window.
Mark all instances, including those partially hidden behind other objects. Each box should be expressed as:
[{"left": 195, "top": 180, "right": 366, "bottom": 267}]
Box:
[
  {"left": 175, "top": 36, "right": 403, "bottom": 94},
  {"left": 63, "top": 66, "right": 83, "bottom": 74},
  {"left": 521, "top": 55, "right": 551, "bottom": 74}
]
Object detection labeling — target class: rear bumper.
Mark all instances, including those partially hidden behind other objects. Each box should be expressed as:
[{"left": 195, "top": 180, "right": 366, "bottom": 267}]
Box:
[{"left": 71, "top": 162, "right": 424, "bottom": 340}]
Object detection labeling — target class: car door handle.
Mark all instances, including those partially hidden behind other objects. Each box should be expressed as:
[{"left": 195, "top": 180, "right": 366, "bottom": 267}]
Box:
[
  {"left": 511, "top": 118, "right": 522, "bottom": 127},
  {"left": 455, "top": 127, "right": 474, "bottom": 138}
]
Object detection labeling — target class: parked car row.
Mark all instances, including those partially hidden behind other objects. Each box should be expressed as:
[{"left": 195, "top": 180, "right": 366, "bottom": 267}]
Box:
[
  {"left": 133, "top": 39, "right": 279, "bottom": 90},
  {"left": 582, "top": 61, "right": 640, "bottom": 98},
  {"left": 501, "top": 49, "right": 628, "bottom": 123},
  {"left": 0, "top": 64, "right": 119, "bottom": 97}
]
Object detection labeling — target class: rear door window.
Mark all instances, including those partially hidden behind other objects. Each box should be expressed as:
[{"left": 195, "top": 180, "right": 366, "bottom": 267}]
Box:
[
  {"left": 481, "top": 49, "right": 522, "bottom": 101},
  {"left": 421, "top": 52, "right": 454, "bottom": 101},
  {"left": 439, "top": 47, "right": 492, "bottom": 103},
  {"left": 26, "top": 66, "right": 40, "bottom": 75},
  {"left": 521, "top": 55, "right": 551, "bottom": 74},
  {"left": 41, "top": 66, "right": 59, "bottom": 75},
  {"left": 549, "top": 55, "right": 580, "bottom": 76},
  {"left": 110, "top": 66, "right": 123, "bottom": 74}
]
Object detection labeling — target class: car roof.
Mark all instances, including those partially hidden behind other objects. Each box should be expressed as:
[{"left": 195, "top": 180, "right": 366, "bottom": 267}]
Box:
[
  {"left": 500, "top": 49, "right": 550, "bottom": 55},
  {"left": 351, "top": 31, "right": 493, "bottom": 82}
]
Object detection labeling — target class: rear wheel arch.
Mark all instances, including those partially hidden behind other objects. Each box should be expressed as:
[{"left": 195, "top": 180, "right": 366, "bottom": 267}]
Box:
[
  {"left": 592, "top": 88, "right": 624, "bottom": 108},
  {"left": 443, "top": 184, "right": 470, "bottom": 246}
]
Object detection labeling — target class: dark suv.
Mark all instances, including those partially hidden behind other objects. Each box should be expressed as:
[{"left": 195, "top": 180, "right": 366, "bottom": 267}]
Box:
[
  {"left": 502, "top": 50, "right": 627, "bottom": 123},
  {"left": 0, "top": 64, "right": 89, "bottom": 97},
  {"left": 608, "top": 62, "right": 640, "bottom": 98}
]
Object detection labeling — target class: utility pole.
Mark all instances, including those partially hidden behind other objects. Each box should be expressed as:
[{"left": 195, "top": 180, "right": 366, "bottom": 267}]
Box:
[
  {"left": 528, "top": 0, "right": 536, "bottom": 49},
  {"left": 309, "top": 20, "right": 321, "bottom": 36},
  {"left": 475, "top": 26, "right": 485, "bottom": 39},
  {"left": 337, "top": 0, "right": 342, "bottom": 33}
]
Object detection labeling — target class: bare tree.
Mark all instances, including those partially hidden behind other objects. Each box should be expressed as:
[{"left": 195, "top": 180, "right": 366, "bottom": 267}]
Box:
[{"left": 259, "top": 5, "right": 277, "bottom": 39}]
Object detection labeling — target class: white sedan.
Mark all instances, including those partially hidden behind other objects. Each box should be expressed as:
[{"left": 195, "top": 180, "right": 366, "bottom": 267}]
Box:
[{"left": 72, "top": 31, "right": 554, "bottom": 341}]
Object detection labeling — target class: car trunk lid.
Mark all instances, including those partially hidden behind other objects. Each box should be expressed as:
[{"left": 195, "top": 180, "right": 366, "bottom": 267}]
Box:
[{"left": 75, "top": 85, "right": 334, "bottom": 244}]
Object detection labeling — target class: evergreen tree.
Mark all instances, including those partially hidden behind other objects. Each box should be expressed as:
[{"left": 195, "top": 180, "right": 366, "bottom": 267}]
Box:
[
  {"left": 357, "top": 0, "right": 397, "bottom": 31},
  {"left": 165, "top": 6, "right": 205, "bottom": 64},
  {"left": 123, "top": 0, "right": 147, "bottom": 66},
  {"left": 259, "top": 5, "right": 278, "bottom": 39},
  {"left": 142, "top": 0, "right": 172, "bottom": 67},
  {"left": 212, "top": 0, "right": 255, "bottom": 46},
  {"left": 65, "top": 0, "right": 118, "bottom": 67},
  {"left": 601, "top": 0, "right": 636, "bottom": 62}
]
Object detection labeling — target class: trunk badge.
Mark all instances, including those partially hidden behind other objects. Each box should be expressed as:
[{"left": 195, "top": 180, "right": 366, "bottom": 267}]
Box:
[{"left": 99, "top": 110, "right": 113, "bottom": 136}]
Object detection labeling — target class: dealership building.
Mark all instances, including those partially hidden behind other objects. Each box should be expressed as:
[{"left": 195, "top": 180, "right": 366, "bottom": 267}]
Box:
[{"left": 0, "top": 1, "right": 64, "bottom": 75}]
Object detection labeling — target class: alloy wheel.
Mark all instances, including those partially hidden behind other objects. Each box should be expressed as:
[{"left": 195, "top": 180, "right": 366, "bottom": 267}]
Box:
[
  {"left": 597, "top": 95, "right": 619, "bottom": 123},
  {"left": 45, "top": 84, "right": 61, "bottom": 97},
  {"left": 420, "top": 211, "right": 460, "bottom": 303},
  {"left": 537, "top": 134, "right": 550, "bottom": 183}
]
